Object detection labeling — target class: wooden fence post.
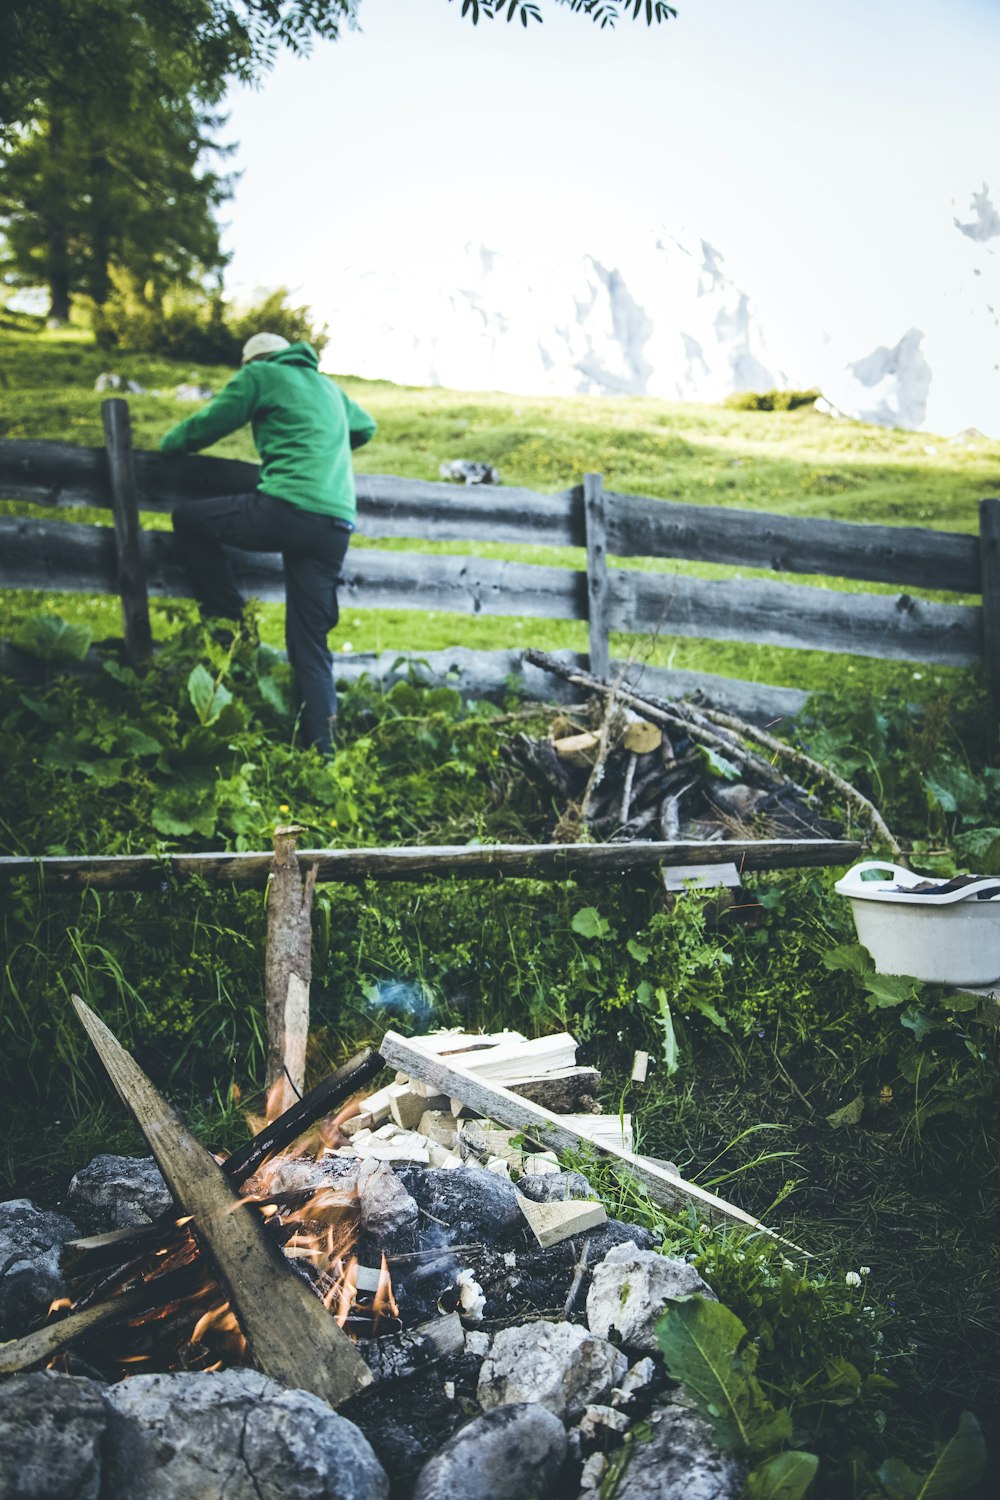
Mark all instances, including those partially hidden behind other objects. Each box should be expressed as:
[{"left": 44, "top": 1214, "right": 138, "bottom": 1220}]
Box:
[
  {"left": 979, "top": 499, "right": 1000, "bottom": 750},
  {"left": 101, "top": 398, "right": 152, "bottom": 664},
  {"left": 583, "top": 472, "right": 611, "bottom": 679},
  {"left": 264, "top": 825, "right": 317, "bottom": 1116}
]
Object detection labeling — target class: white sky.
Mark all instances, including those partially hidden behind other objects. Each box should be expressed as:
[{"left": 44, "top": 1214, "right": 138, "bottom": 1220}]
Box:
[{"left": 221, "top": 0, "right": 1000, "bottom": 405}]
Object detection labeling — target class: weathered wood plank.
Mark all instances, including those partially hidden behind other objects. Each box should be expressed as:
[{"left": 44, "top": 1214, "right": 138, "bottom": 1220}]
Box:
[
  {"left": 979, "top": 498, "right": 1000, "bottom": 742},
  {"left": 0, "top": 516, "right": 977, "bottom": 666},
  {"left": 0, "top": 439, "right": 109, "bottom": 507},
  {"left": 102, "top": 399, "right": 152, "bottom": 664},
  {"left": 71, "top": 995, "right": 373, "bottom": 1406},
  {"left": 379, "top": 1030, "right": 793, "bottom": 1244},
  {"left": 610, "top": 567, "right": 981, "bottom": 666},
  {"left": 605, "top": 489, "right": 979, "bottom": 593},
  {"left": 584, "top": 472, "right": 611, "bottom": 678},
  {"left": 264, "top": 827, "right": 315, "bottom": 1113},
  {"left": 0, "top": 837, "right": 863, "bottom": 892}
]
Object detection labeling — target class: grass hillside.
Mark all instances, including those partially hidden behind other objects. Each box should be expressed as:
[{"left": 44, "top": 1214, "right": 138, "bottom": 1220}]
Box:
[{"left": 2, "top": 314, "right": 998, "bottom": 695}]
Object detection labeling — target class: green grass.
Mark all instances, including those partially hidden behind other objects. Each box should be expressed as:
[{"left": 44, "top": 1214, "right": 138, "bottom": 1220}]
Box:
[{"left": 0, "top": 316, "right": 995, "bottom": 698}]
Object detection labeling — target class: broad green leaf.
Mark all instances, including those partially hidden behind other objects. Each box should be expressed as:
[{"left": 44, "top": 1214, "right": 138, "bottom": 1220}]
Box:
[
  {"left": 117, "top": 725, "right": 162, "bottom": 756},
  {"left": 881, "top": 1411, "right": 986, "bottom": 1500},
  {"left": 14, "top": 614, "right": 92, "bottom": 663},
  {"left": 746, "top": 1450, "right": 819, "bottom": 1500},
  {"left": 656, "top": 1296, "right": 756, "bottom": 1451},
  {"left": 823, "top": 943, "right": 874, "bottom": 977},
  {"left": 863, "top": 972, "right": 922, "bottom": 1009},
  {"left": 572, "top": 906, "right": 611, "bottom": 939},
  {"left": 924, "top": 765, "right": 984, "bottom": 818},
  {"left": 698, "top": 744, "right": 741, "bottom": 780},
  {"left": 900, "top": 1008, "right": 937, "bottom": 1041},
  {"left": 627, "top": 937, "right": 651, "bottom": 963},
  {"left": 826, "top": 1094, "right": 863, "bottom": 1129},
  {"left": 187, "top": 664, "right": 233, "bottom": 726},
  {"left": 654, "top": 986, "right": 679, "bottom": 1074},
  {"left": 686, "top": 994, "right": 731, "bottom": 1033},
  {"left": 258, "top": 673, "right": 291, "bottom": 717}
]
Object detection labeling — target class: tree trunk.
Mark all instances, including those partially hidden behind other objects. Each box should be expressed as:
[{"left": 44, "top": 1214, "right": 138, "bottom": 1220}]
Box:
[{"left": 45, "top": 100, "right": 72, "bottom": 323}]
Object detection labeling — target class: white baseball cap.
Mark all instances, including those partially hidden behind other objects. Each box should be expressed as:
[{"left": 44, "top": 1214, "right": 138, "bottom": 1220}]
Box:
[{"left": 241, "top": 332, "right": 291, "bottom": 364}]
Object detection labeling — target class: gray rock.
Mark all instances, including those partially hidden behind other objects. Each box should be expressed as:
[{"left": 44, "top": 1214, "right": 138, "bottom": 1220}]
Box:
[
  {"left": 587, "top": 1242, "right": 714, "bottom": 1354},
  {"left": 516, "top": 1170, "right": 594, "bottom": 1203},
  {"left": 65, "top": 1154, "right": 172, "bottom": 1233},
  {"left": 477, "top": 1319, "right": 627, "bottom": 1422},
  {"left": 104, "top": 1369, "right": 388, "bottom": 1499},
  {"left": 612, "top": 1400, "right": 743, "bottom": 1499},
  {"left": 413, "top": 1403, "right": 567, "bottom": 1500},
  {"left": 0, "top": 1371, "right": 107, "bottom": 1500},
  {"left": 397, "top": 1168, "right": 523, "bottom": 1246},
  {"left": 0, "top": 1199, "right": 78, "bottom": 1338},
  {"left": 359, "top": 1163, "right": 419, "bottom": 1252},
  {"left": 438, "top": 460, "right": 501, "bottom": 486}
]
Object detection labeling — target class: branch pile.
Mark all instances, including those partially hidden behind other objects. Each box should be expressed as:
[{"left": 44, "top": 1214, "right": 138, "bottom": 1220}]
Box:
[{"left": 514, "top": 650, "right": 899, "bottom": 854}]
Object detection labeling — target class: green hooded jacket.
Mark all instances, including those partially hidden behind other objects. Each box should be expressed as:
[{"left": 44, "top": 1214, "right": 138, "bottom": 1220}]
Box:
[{"left": 159, "top": 342, "right": 376, "bottom": 522}]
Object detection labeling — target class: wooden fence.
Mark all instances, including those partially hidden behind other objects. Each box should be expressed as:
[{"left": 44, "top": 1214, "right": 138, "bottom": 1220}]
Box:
[{"left": 2, "top": 397, "right": 999, "bottom": 724}]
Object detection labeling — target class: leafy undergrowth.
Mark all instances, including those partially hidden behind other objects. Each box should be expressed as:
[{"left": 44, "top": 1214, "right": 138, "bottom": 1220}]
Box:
[{"left": 1, "top": 618, "right": 998, "bottom": 1496}]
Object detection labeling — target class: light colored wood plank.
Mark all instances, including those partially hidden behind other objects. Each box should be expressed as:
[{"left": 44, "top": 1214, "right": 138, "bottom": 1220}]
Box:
[
  {"left": 379, "top": 1030, "right": 798, "bottom": 1248},
  {"left": 71, "top": 996, "right": 372, "bottom": 1407},
  {"left": 518, "top": 1195, "right": 607, "bottom": 1249}
]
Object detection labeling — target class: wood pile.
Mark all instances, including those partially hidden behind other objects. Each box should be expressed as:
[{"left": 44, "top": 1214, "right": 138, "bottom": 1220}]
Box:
[{"left": 510, "top": 650, "right": 845, "bottom": 850}]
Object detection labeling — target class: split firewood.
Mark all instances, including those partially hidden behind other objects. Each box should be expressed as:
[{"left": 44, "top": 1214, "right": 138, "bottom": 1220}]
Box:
[
  {"left": 380, "top": 1029, "right": 804, "bottom": 1250},
  {"left": 517, "top": 1194, "right": 608, "bottom": 1249},
  {"left": 506, "top": 1067, "right": 601, "bottom": 1114},
  {"left": 265, "top": 825, "right": 317, "bottom": 1115}
]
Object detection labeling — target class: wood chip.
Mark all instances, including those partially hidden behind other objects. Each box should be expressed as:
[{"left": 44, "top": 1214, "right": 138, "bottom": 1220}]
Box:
[{"left": 517, "top": 1194, "right": 607, "bottom": 1249}]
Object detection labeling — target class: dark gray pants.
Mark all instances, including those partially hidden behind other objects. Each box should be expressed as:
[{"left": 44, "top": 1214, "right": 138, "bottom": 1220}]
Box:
[{"left": 172, "top": 491, "right": 352, "bottom": 756}]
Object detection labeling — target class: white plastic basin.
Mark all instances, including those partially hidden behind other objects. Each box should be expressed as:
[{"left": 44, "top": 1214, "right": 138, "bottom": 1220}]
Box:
[{"left": 835, "top": 861, "right": 1000, "bottom": 986}]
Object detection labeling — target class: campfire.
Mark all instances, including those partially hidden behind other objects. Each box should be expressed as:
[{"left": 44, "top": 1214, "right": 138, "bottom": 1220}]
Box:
[{"left": 0, "top": 1003, "right": 777, "bottom": 1497}]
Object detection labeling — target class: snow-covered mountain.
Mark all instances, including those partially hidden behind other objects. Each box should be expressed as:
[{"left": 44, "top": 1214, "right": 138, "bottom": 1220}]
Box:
[
  {"left": 325, "top": 230, "right": 783, "bottom": 405},
  {"left": 317, "top": 186, "right": 1000, "bottom": 438}
]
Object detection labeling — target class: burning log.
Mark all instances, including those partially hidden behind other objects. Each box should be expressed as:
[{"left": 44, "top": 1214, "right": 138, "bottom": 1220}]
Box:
[
  {"left": 68, "top": 996, "right": 373, "bottom": 1406},
  {"left": 360, "top": 1310, "right": 465, "bottom": 1383}
]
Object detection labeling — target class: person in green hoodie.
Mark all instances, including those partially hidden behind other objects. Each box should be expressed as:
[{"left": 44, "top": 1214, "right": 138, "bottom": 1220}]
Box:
[{"left": 161, "top": 332, "right": 377, "bottom": 757}]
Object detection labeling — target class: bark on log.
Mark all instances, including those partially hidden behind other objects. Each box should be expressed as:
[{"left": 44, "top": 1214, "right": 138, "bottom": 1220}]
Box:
[{"left": 71, "top": 996, "right": 373, "bottom": 1406}]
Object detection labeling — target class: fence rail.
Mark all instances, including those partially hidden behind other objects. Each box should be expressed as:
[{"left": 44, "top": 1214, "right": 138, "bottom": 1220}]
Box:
[{"left": 1, "top": 400, "right": 998, "bottom": 722}]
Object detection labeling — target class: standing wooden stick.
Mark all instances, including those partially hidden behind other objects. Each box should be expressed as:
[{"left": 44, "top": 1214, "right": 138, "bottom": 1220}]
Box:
[
  {"left": 101, "top": 398, "right": 152, "bottom": 665},
  {"left": 265, "top": 825, "right": 317, "bottom": 1114}
]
